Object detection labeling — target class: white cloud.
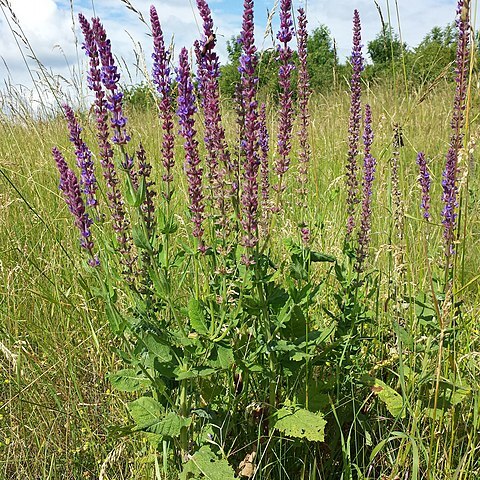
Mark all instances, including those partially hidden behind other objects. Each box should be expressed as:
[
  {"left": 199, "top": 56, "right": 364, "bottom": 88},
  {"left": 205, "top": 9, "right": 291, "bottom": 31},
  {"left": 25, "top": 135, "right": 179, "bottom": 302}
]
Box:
[
  {"left": 0, "top": 0, "right": 471, "bottom": 109},
  {"left": 305, "top": 0, "right": 460, "bottom": 60}
]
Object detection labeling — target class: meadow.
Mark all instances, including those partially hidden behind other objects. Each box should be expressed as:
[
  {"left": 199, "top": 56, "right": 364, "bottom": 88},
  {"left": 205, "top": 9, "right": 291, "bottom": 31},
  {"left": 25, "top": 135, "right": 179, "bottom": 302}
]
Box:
[{"left": 1, "top": 0, "right": 480, "bottom": 479}]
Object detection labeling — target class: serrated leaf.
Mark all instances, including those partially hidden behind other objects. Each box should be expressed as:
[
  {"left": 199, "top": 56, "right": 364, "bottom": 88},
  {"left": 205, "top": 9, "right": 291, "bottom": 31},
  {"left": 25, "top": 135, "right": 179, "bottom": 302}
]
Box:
[
  {"left": 140, "top": 333, "right": 172, "bottom": 363},
  {"left": 180, "top": 445, "right": 236, "bottom": 480},
  {"left": 371, "top": 379, "right": 405, "bottom": 418},
  {"left": 132, "top": 224, "right": 152, "bottom": 251},
  {"left": 188, "top": 298, "right": 208, "bottom": 335},
  {"left": 108, "top": 368, "right": 150, "bottom": 392},
  {"left": 132, "top": 409, "right": 191, "bottom": 438},
  {"left": 273, "top": 407, "right": 326, "bottom": 442},
  {"left": 128, "top": 397, "right": 163, "bottom": 428}
]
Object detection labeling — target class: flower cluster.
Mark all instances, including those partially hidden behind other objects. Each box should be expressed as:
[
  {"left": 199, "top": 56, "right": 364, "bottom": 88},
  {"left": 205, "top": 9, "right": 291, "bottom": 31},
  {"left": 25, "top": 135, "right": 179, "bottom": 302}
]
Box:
[
  {"left": 238, "top": 0, "right": 260, "bottom": 250},
  {"left": 296, "top": 7, "right": 311, "bottom": 210},
  {"left": 63, "top": 104, "right": 97, "bottom": 208},
  {"left": 53, "top": 147, "right": 98, "bottom": 267},
  {"left": 416, "top": 152, "right": 431, "bottom": 220},
  {"left": 273, "top": 0, "right": 295, "bottom": 201},
  {"left": 442, "top": 0, "right": 470, "bottom": 257},
  {"left": 194, "top": 0, "right": 231, "bottom": 228},
  {"left": 346, "top": 9, "right": 364, "bottom": 238},
  {"left": 259, "top": 102, "right": 270, "bottom": 225},
  {"left": 150, "top": 5, "right": 175, "bottom": 201},
  {"left": 92, "top": 18, "right": 130, "bottom": 147},
  {"left": 356, "top": 104, "right": 376, "bottom": 272},
  {"left": 78, "top": 13, "right": 133, "bottom": 271},
  {"left": 177, "top": 47, "right": 205, "bottom": 251}
]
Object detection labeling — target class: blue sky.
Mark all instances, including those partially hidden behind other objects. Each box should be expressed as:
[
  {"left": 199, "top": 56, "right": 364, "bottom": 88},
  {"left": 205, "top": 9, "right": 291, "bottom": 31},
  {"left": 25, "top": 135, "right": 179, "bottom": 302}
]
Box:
[{"left": 0, "top": 0, "right": 467, "bottom": 105}]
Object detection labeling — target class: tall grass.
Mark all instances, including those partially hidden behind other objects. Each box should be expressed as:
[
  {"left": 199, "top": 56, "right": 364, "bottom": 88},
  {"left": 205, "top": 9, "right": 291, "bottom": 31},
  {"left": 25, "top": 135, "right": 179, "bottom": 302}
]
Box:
[{"left": 0, "top": 1, "right": 479, "bottom": 479}]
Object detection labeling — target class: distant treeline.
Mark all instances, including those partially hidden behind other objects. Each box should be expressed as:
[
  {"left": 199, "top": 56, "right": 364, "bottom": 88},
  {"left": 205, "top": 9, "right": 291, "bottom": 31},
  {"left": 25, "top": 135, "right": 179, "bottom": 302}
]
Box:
[
  {"left": 123, "top": 22, "right": 474, "bottom": 109},
  {"left": 218, "top": 22, "right": 474, "bottom": 97}
]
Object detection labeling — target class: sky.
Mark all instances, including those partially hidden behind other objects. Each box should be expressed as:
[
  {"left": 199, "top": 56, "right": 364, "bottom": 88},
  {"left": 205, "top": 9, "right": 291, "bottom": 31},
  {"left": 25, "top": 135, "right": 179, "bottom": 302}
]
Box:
[{"left": 0, "top": 0, "right": 466, "bottom": 109}]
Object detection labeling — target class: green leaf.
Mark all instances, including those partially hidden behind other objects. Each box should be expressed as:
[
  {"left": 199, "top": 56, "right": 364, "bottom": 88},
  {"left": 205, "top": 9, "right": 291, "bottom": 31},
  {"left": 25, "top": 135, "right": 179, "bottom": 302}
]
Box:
[
  {"left": 128, "top": 397, "right": 163, "bottom": 429},
  {"left": 180, "top": 445, "right": 236, "bottom": 480},
  {"left": 130, "top": 407, "right": 191, "bottom": 437},
  {"left": 188, "top": 298, "right": 208, "bottom": 335},
  {"left": 158, "top": 210, "right": 178, "bottom": 234},
  {"left": 108, "top": 368, "right": 150, "bottom": 392},
  {"left": 132, "top": 224, "right": 152, "bottom": 251},
  {"left": 273, "top": 407, "right": 326, "bottom": 442},
  {"left": 140, "top": 333, "right": 172, "bottom": 363},
  {"left": 310, "top": 251, "right": 336, "bottom": 263},
  {"left": 105, "top": 301, "right": 126, "bottom": 335},
  {"left": 217, "top": 345, "right": 234, "bottom": 369},
  {"left": 125, "top": 175, "right": 146, "bottom": 207},
  {"left": 372, "top": 379, "right": 405, "bottom": 418}
]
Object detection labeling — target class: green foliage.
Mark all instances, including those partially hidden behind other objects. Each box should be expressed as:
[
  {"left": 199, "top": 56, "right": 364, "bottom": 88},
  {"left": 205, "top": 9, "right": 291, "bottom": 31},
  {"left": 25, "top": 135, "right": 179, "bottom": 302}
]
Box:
[
  {"left": 405, "top": 24, "right": 457, "bottom": 84},
  {"left": 367, "top": 25, "right": 406, "bottom": 67},
  {"left": 273, "top": 406, "right": 326, "bottom": 442},
  {"left": 122, "top": 82, "right": 158, "bottom": 111},
  {"left": 3, "top": 2, "right": 480, "bottom": 478},
  {"left": 307, "top": 25, "right": 338, "bottom": 92},
  {"left": 370, "top": 378, "right": 405, "bottom": 418},
  {"left": 180, "top": 446, "right": 236, "bottom": 480},
  {"left": 219, "top": 36, "right": 241, "bottom": 98}
]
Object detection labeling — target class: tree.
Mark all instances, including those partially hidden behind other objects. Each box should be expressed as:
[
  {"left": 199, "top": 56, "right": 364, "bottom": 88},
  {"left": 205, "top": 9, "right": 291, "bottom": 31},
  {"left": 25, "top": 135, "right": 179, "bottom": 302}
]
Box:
[
  {"left": 219, "top": 36, "right": 242, "bottom": 98},
  {"left": 405, "top": 24, "right": 457, "bottom": 85},
  {"left": 367, "top": 25, "right": 405, "bottom": 66},
  {"left": 307, "top": 25, "right": 338, "bottom": 91}
]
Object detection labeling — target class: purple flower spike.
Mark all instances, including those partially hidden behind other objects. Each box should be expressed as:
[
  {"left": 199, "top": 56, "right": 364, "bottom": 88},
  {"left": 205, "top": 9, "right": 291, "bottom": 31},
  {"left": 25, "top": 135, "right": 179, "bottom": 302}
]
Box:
[
  {"left": 239, "top": 0, "right": 260, "bottom": 251},
  {"left": 53, "top": 147, "right": 98, "bottom": 266},
  {"left": 137, "top": 143, "right": 157, "bottom": 236},
  {"left": 273, "top": 0, "right": 295, "bottom": 202},
  {"left": 356, "top": 104, "right": 376, "bottom": 272},
  {"left": 297, "top": 7, "right": 311, "bottom": 209},
  {"left": 63, "top": 104, "right": 98, "bottom": 207},
  {"left": 92, "top": 18, "right": 130, "bottom": 146},
  {"left": 416, "top": 152, "right": 431, "bottom": 220},
  {"left": 442, "top": 0, "right": 470, "bottom": 258},
  {"left": 177, "top": 47, "right": 205, "bottom": 251},
  {"left": 346, "top": 9, "right": 364, "bottom": 238},
  {"left": 259, "top": 103, "right": 270, "bottom": 221},
  {"left": 194, "top": 0, "right": 231, "bottom": 224},
  {"left": 150, "top": 6, "right": 175, "bottom": 201},
  {"left": 79, "top": 13, "right": 132, "bottom": 266}
]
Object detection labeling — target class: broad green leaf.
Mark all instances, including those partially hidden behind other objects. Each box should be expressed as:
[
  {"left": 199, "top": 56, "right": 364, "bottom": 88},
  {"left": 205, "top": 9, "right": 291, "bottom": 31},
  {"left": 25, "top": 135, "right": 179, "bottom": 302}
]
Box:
[
  {"left": 180, "top": 445, "right": 236, "bottom": 480},
  {"left": 125, "top": 175, "right": 145, "bottom": 207},
  {"left": 132, "top": 224, "right": 152, "bottom": 251},
  {"left": 372, "top": 379, "right": 405, "bottom": 418},
  {"left": 108, "top": 368, "right": 150, "bottom": 392},
  {"left": 140, "top": 333, "right": 172, "bottom": 363},
  {"left": 105, "top": 301, "right": 126, "bottom": 335},
  {"left": 273, "top": 407, "right": 326, "bottom": 442},
  {"left": 132, "top": 409, "right": 191, "bottom": 437},
  {"left": 174, "top": 367, "right": 216, "bottom": 380},
  {"left": 149, "top": 267, "right": 168, "bottom": 298},
  {"left": 128, "top": 397, "right": 163, "bottom": 429},
  {"left": 217, "top": 345, "right": 234, "bottom": 369},
  {"left": 449, "top": 385, "right": 471, "bottom": 406},
  {"left": 188, "top": 298, "right": 208, "bottom": 335},
  {"left": 310, "top": 251, "right": 336, "bottom": 263},
  {"left": 158, "top": 210, "right": 178, "bottom": 234}
]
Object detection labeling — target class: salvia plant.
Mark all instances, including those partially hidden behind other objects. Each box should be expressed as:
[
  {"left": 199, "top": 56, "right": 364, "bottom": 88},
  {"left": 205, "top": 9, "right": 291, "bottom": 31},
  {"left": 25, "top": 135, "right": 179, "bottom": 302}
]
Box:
[{"left": 51, "top": 0, "right": 473, "bottom": 477}]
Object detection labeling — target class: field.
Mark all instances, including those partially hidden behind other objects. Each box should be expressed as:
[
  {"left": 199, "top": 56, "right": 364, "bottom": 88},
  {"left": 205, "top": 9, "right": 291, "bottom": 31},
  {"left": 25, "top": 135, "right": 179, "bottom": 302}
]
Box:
[{"left": 1, "top": 1, "right": 480, "bottom": 479}]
